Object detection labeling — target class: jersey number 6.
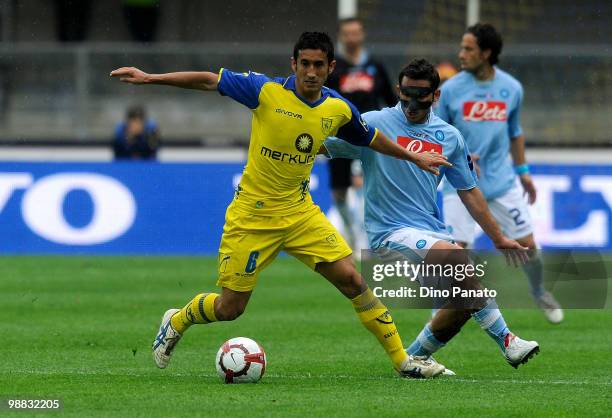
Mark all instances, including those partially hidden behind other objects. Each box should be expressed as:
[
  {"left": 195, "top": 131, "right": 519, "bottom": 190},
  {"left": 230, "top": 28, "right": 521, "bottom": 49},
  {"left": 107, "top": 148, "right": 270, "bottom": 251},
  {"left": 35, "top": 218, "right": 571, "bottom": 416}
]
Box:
[{"left": 245, "top": 251, "right": 260, "bottom": 273}]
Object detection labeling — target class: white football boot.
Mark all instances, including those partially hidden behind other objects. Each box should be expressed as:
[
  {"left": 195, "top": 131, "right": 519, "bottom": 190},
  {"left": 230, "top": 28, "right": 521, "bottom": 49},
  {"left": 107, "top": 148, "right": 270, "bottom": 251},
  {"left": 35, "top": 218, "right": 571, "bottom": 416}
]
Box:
[
  {"left": 152, "top": 308, "right": 182, "bottom": 369},
  {"left": 429, "top": 356, "right": 456, "bottom": 376},
  {"left": 404, "top": 349, "right": 456, "bottom": 376},
  {"left": 535, "top": 291, "right": 564, "bottom": 324},
  {"left": 503, "top": 332, "right": 539, "bottom": 368},
  {"left": 397, "top": 355, "right": 445, "bottom": 378}
]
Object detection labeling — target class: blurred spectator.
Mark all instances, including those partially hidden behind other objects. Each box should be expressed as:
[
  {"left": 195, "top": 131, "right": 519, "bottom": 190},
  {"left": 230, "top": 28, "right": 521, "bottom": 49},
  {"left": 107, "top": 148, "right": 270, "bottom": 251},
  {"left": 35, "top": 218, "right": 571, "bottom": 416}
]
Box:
[
  {"left": 113, "top": 105, "right": 159, "bottom": 160},
  {"left": 326, "top": 17, "right": 396, "bottom": 250},
  {"left": 327, "top": 17, "right": 396, "bottom": 111},
  {"left": 123, "top": 0, "right": 160, "bottom": 42},
  {"left": 54, "top": 0, "right": 91, "bottom": 42}
]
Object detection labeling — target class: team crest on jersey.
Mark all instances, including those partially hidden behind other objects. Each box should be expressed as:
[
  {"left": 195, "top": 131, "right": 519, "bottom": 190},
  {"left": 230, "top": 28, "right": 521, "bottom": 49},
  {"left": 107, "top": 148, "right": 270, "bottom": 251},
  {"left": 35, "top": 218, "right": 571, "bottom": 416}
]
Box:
[
  {"left": 326, "top": 233, "right": 338, "bottom": 246},
  {"left": 321, "top": 117, "right": 334, "bottom": 135},
  {"left": 295, "top": 133, "right": 314, "bottom": 153}
]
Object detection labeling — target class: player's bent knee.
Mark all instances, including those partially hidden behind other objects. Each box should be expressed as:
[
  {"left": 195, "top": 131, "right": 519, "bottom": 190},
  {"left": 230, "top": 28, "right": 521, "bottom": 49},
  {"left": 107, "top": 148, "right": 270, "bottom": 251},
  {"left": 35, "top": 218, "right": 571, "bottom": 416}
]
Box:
[
  {"left": 343, "top": 271, "right": 366, "bottom": 299},
  {"left": 453, "top": 310, "right": 472, "bottom": 328},
  {"left": 317, "top": 259, "right": 365, "bottom": 299},
  {"left": 331, "top": 273, "right": 363, "bottom": 299},
  {"left": 215, "top": 304, "right": 245, "bottom": 321},
  {"left": 426, "top": 240, "right": 469, "bottom": 266},
  {"left": 214, "top": 287, "right": 252, "bottom": 321},
  {"left": 215, "top": 296, "right": 248, "bottom": 321}
]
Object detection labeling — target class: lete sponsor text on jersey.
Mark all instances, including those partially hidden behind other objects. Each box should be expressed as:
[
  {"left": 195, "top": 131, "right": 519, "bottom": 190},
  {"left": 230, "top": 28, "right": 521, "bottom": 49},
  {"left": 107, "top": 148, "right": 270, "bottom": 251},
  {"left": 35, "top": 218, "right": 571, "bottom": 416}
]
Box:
[
  {"left": 463, "top": 101, "right": 507, "bottom": 122},
  {"left": 397, "top": 136, "right": 443, "bottom": 154}
]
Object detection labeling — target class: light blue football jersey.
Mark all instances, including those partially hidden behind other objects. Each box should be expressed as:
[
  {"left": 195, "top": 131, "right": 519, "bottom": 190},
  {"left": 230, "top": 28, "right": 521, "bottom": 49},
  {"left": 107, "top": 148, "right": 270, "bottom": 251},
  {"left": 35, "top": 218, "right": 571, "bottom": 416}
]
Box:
[
  {"left": 436, "top": 68, "right": 523, "bottom": 200},
  {"left": 325, "top": 103, "right": 477, "bottom": 248}
]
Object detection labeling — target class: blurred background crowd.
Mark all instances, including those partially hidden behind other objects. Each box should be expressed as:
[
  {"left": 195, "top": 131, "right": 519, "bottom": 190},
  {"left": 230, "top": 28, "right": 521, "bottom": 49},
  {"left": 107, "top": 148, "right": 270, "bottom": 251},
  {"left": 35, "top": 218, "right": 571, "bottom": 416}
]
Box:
[{"left": 0, "top": 0, "right": 609, "bottom": 151}]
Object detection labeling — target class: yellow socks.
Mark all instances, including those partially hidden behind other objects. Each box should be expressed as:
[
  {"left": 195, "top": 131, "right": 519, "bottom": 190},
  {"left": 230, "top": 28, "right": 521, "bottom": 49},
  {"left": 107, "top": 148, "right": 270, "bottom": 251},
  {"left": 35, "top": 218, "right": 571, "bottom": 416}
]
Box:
[
  {"left": 351, "top": 288, "right": 407, "bottom": 370},
  {"left": 170, "top": 293, "right": 219, "bottom": 334},
  {"left": 169, "top": 289, "right": 407, "bottom": 370}
]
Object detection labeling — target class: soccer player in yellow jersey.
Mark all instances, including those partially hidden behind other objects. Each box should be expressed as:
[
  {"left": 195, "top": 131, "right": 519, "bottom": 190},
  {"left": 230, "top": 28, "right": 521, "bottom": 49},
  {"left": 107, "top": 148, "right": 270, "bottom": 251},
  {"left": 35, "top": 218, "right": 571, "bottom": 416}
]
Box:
[{"left": 111, "top": 32, "right": 451, "bottom": 378}]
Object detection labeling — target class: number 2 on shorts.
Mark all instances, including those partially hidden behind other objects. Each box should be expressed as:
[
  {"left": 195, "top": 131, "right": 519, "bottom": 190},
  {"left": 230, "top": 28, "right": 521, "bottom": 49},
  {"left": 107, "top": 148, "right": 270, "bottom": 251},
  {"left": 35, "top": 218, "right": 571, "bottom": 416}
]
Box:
[{"left": 509, "top": 208, "right": 526, "bottom": 226}]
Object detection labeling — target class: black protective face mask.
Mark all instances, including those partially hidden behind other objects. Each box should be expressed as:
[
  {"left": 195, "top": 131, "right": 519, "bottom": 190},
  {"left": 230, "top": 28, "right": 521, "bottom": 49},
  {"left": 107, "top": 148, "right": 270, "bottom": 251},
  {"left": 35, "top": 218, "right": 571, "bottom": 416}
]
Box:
[{"left": 400, "top": 86, "right": 434, "bottom": 112}]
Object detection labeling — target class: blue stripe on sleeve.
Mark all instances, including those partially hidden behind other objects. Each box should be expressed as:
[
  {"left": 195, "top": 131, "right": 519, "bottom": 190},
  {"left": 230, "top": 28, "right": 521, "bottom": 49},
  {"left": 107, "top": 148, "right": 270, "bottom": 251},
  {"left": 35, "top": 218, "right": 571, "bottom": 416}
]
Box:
[
  {"left": 508, "top": 84, "right": 524, "bottom": 139},
  {"left": 335, "top": 99, "right": 377, "bottom": 146},
  {"left": 445, "top": 131, "right": 478, "bottom": 190},
  {"left": 217, "top": 69, "right": 271, "bottom": 109}
]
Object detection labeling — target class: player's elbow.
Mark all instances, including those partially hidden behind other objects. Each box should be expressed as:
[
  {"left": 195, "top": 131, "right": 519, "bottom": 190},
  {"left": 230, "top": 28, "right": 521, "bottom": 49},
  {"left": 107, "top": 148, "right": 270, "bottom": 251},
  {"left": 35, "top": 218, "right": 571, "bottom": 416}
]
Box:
[
  {"left": 458, "top": 188, "right": 484, "bottom": 213},
  {"left": 458, "top": 187, "right": 480, "bottom": 203},
  {"left": 201, "top": 72, "right": 219, "bottom": 91}
]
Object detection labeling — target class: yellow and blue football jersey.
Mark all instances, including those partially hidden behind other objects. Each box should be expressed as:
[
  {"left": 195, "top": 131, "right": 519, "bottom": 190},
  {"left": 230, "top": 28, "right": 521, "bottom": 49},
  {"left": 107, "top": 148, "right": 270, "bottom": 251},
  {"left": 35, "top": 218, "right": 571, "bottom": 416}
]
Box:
[{"left": 217, "top": 69, "right": 378, "bottom": 216}]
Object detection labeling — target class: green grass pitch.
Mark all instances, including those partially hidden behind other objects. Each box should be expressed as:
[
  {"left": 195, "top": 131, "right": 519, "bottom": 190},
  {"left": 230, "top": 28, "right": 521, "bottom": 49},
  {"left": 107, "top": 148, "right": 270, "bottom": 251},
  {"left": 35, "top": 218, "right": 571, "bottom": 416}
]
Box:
[{"left": 1, "top": 256, "right": 610, "bottom": 417}]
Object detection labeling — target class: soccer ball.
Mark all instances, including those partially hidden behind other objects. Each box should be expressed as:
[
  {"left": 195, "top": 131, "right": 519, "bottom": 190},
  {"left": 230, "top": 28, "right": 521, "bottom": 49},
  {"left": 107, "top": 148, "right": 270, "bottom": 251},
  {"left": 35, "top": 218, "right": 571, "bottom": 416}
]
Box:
[{"left": 215, "top": 337, "right": 266, "bottom": 383}]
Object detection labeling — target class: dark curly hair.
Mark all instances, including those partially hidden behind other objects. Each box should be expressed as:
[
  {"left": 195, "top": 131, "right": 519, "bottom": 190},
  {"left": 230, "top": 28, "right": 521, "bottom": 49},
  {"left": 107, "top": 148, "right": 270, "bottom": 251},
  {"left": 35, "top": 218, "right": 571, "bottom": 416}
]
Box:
[
  {"left": 398, "top": 58, "right": 441, "bottom": 91},
  {"left": 293, "top": 32, "right": 335, "bottom": 63},
  {"left": 466, "top": 23, "right": 503, "bottom": 65}
]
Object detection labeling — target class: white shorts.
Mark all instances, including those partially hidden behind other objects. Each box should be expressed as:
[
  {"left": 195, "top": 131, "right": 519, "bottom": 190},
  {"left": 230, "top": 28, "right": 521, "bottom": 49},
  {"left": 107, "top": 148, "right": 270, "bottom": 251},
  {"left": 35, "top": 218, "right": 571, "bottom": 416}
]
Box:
[
  {"left": 443, "top": 180, "right": 533, "bottom": 245},
  {"left": 379, "top": 226, "right": 455, "bottom": 261},
  {"left": 378, "top": 227, "right": 455, "bottom": 288}
]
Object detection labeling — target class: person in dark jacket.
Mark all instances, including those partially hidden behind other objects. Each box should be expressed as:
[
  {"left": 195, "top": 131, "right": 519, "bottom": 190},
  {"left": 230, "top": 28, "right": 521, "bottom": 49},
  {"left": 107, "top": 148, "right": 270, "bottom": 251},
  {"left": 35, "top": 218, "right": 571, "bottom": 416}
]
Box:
[
  {"left": 326, "top": 17, "right": 396, "bottom": 249},
  {"left": 113, "top": 105, "right": 159, "bottom": 160}
]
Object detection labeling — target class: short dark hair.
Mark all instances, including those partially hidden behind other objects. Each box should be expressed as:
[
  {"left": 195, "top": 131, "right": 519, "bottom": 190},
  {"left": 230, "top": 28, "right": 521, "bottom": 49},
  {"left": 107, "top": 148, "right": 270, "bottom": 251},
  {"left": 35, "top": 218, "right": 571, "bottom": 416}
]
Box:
[
  {"left": 126, "top": 105, "right": 146, "bottom": 120},
  {"left": 293, "top": 31, "right": 334, "bottom": 63},
  {"left": 398, "top": 59, "right": 441, "bottom": 91},
  {"left": 466, "top": 23, "right": 503, "bottom": 65}
]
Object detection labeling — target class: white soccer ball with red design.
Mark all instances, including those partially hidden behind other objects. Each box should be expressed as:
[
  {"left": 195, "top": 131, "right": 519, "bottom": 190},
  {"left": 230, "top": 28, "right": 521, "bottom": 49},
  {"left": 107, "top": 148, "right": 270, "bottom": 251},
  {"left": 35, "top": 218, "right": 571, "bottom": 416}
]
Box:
[{"left": 215, "top": 337, "right": 266, "bottom": 383}]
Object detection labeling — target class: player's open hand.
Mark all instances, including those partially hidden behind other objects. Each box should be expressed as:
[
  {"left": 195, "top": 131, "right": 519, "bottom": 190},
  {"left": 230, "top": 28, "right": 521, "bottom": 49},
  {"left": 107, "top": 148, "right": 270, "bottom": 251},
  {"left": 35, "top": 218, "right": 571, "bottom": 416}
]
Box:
[
  {"left": 520, "top": 173, "right": 537, "bottom": 204},
  {"left": 494, "top": 236, "right": 529, "bottom": 267},
  {"left": 412, "top": 151, "right": 452, "bottom": 176},
  {"left": 110, "top": 67, "right": 149, "bottom": 84}
]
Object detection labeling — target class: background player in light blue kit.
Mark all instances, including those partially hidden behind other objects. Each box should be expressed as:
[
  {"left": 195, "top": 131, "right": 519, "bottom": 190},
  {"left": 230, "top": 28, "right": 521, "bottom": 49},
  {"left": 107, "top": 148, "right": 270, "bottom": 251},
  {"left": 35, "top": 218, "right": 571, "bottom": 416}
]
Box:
[
  {"left": 323, "top": 59, "right": 540, "bottom": 373},
  {"left": 436, "top": 23, "right": 563, "bottom": 323}
]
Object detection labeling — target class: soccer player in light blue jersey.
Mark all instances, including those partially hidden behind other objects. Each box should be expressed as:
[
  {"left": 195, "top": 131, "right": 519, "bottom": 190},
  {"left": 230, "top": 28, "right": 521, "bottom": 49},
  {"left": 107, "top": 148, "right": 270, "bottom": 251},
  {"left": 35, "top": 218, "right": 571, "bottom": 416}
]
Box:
[
  {"left": 323, "top": 59, "right": 540, "bottom": 372},
  {"left": 436, "top": 23, "right": 563, "bottom": 323}
]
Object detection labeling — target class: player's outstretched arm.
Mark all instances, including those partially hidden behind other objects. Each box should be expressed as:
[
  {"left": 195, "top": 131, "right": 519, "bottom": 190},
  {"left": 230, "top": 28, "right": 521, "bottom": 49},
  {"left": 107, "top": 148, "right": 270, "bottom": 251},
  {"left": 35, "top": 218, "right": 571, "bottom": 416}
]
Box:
[
  {"left": 457, "top": 187, "right": 528, "bottom": 266},
  {"left": 110, "top": 67, "right": 219, "bottom": 91},
  {"left": 369, "top": 131, "right": 451, "bottom": 175}
]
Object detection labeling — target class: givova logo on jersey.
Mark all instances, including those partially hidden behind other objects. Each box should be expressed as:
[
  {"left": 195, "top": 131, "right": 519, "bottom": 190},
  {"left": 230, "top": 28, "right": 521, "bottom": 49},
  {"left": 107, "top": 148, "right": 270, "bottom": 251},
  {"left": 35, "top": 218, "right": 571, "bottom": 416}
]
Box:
[
  {"left": 397, "top": 136, "right": 443, "bottom": 154},
  {"left": 463, "top": 101, "right": 507, "bottom": 122}
]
